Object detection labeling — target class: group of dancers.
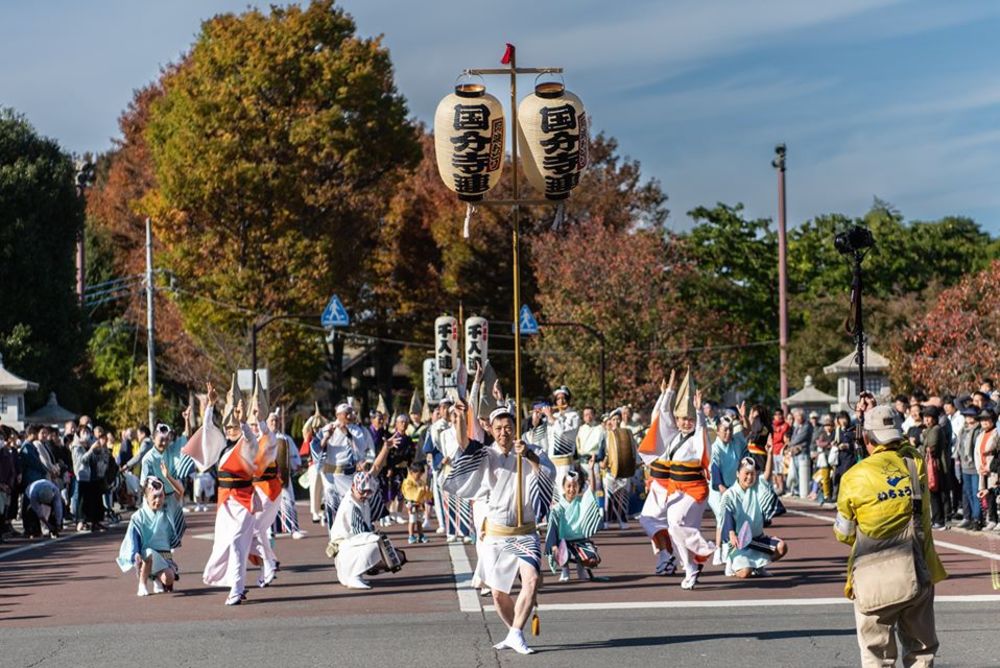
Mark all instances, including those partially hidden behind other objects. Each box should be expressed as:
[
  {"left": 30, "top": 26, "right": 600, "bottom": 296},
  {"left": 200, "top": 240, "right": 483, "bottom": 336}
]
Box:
[{"left": 114, "top": 365, "right": 790, "bottom": 653}]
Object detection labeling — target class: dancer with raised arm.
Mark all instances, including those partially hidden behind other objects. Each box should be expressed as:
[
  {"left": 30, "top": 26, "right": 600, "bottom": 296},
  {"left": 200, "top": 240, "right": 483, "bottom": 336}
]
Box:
[
  {"left": 182, "top": 376, "right": 261, "bottom": 606},
  {"left": 442, "top": 398, "right": 554, "bottom": 655},
  {"left": 638, "top": 369, "right": 716, "bottom": 589}
]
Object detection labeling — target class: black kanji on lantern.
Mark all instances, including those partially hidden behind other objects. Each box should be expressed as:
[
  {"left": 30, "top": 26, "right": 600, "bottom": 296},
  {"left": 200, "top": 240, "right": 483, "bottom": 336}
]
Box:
[
  {"left": 539, "top": 104, "right": 577, "bottom": 133},
  {"left": 545, "top": 173, "right": 580, "bottom": 194},
  {"left": 454, "top": 174, "right": 491, "bottom": 193},
  {"left": 542, "top": 151, "right": 580, "bottom": 175},
  {"left": 453, "top": 104, "right": 491, "bottom": 130},
  {"left": 539, "top": 131, "right": 579, "bottom": 155},
  {"left": 452, "top": 150, "right": 490, "bottom": 175},
  {"left": 451, "top": 130, "right": 491, "bottom": 153}
]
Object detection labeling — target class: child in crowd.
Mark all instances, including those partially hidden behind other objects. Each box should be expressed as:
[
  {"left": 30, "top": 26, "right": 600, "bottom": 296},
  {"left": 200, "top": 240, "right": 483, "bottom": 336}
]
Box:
[
  {"left": 117, "top": 477, "right": 179, "bottom": 596},
  {"left": 810, "top": 444, "right": 832, "bottom": 505},
  {"left": 401, "top": 462, "right": 432, "bottom": 544}
]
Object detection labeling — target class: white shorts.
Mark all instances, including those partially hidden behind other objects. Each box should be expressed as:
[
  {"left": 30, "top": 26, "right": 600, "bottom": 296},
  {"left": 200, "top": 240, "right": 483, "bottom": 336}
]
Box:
[{"left": 479, "top": 533, "right": 541, "bottom": 594}]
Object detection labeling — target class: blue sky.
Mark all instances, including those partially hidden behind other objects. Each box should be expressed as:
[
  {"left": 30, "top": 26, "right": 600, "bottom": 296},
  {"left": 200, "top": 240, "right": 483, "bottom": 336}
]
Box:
[{"left": 2, "top": 0, "right": 998, "bottom": 231}]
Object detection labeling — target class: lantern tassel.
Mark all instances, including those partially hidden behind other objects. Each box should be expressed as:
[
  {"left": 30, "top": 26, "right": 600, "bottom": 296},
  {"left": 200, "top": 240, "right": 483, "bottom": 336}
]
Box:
[
  {"left": 463, "top": 203, "right": 477, "bottom": 239},
  {"left": 551, "top": 202, "right": 565, "bottom": 231},
  {"left": 531, "top": 594, "right": 540, "bottom": 636}
]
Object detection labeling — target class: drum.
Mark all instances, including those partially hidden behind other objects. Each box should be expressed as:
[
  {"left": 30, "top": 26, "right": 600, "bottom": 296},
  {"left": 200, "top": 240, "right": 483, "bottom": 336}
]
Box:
[
  {"left": 606, "top": 427, "right": 636, "bottom": 479},
  {"left": 377, "top": 532, "right": 406, "bottom": 573}
]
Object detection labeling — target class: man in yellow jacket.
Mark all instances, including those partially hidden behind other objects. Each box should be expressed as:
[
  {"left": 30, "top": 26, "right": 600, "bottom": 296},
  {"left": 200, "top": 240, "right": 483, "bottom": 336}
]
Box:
[{"left": 834, "top": 404, "right": 947, "bottom": 668}]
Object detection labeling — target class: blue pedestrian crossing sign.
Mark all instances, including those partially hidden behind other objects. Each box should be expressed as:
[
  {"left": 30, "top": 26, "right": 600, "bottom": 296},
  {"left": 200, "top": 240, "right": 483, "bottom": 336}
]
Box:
[
  {"left": 518, "top": 304, "right": 539, "bottom": 335},
  {"left": 321, "top": 294, "right": 350, "bottom": 328}
]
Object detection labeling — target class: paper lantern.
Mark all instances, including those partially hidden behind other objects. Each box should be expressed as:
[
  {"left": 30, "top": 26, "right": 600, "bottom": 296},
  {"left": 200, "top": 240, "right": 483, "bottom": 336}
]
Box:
[
  {"left": 518, "top": 81, "right": 589, "bottom": 200},
  {"left": 423, "top": 358, "right": 444, "bottom": 405},
  {"left": 434, "top": 82, "right": 505, "bottom": 202},
  {"left": 465, "top": 317, "right": 489, "bottom": 371},
  {"left": 434, "top": 315, "right": 459, "bottom": 376}
]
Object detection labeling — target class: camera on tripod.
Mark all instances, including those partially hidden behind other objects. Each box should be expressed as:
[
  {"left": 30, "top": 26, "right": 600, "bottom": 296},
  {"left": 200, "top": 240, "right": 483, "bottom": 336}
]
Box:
[{"left": 834, "top": 225, "right": 875, "bottom": 255}]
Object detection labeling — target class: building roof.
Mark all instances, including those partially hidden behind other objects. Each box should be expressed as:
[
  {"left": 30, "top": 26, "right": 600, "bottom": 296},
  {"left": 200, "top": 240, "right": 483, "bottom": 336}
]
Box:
[
  {"left": 0, "top": 353, "right": 39, "bottom": 392},
  {"left": 785, "top": 376, "right": 836, "bottom": 406},
  {"left": 25, "top": 392, "right": 78, "bottom": 425},
  {"left": 823, "top": 345, "right": 890, "bottom": 375}
]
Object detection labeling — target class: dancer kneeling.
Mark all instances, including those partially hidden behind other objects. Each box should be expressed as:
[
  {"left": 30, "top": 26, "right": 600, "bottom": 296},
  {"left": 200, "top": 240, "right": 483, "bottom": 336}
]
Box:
[
  {"left": 546, "top": 459, "right": 604, "bottom": 582},
  {"left": 329, "top": 437, "right": 406, "bottom": 590},
  {"left": 117, "top": 476, "right": 179, "bottom": 596},
  {"left": 721, "top": 449, "right": 788, "bottom": 578}
]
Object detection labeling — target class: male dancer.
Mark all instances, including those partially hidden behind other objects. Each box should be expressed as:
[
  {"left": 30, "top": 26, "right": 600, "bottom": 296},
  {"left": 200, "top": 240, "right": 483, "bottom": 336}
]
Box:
[{"left": 443, "top": 401, "right": 554, "bottom": 655}]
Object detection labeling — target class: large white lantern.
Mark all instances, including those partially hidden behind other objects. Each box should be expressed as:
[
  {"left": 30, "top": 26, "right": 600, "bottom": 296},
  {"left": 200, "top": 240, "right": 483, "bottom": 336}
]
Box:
[
  {"left": 517, "top": 81, "right": 588, "bottom": 200},
  {"left": 434, "top": 82, "right": 505, "bottom": 202},
  {"left": 434, "top": 315, "right": 459, "bottom": 376},
  {"left": 465, "top": 316, "right": 489, "bottom": 371}
]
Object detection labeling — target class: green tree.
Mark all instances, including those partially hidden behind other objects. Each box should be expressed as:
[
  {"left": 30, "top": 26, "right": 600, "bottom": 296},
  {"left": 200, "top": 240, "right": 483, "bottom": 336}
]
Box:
[
  {"left": 142, "top": 0, "right": 420, "bottom": 400},
  {"left": 0, "top": 109, "right": 86, "bottom": 409},
  {"left": 786, "top": 201, "right": 995, "bottom": 394},
  {"left": 680, "top": 203, "right": 779, "bottom": 401}
]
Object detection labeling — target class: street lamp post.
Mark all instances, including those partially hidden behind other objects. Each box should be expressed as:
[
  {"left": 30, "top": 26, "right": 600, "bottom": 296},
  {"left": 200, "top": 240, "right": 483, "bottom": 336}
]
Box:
[
  {"left": 74, "top": 157, "right": 95, "bottom": 305},
  {"left": 772, "top": 144, "right": 789, "bottom": 405}
]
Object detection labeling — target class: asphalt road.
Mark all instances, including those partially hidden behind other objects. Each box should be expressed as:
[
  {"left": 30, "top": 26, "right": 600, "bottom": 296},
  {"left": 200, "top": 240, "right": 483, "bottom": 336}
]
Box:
[{"left": 2, "top": 498, "right": 999, "bottom": 667}]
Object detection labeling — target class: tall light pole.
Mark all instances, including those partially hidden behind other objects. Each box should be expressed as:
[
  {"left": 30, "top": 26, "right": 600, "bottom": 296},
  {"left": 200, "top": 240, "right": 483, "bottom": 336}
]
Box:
[
  {"left": 74, "top": 157, "right": 95, "bottom": 305},
  {"left": 145, "top": 217, "right": 156, "bottom": 432},
  {"left": 772, "top": 144, "right": 789, "bottom": 405}
]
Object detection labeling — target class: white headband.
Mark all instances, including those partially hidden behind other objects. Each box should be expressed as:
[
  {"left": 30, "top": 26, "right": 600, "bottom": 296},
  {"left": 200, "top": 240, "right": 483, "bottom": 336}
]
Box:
[{"left": 489, "top": 407, "right": 514, "bottom": 423}]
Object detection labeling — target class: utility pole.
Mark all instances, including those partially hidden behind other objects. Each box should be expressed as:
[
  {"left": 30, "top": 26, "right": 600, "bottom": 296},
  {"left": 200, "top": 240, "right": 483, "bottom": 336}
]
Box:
[
  {"left": 773, "top": 144, "right": 789, "bottom": 405},
  {"left": 145, "top": 217, "right": 156, "bottom": 432},
  {"left": 74, "top": 158, "right": 95, "bottom": 305}
]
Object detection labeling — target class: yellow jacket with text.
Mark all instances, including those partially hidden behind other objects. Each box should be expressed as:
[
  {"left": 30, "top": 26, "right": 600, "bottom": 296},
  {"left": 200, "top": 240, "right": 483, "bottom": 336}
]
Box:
[{"left": 833, "top": 442, "right": 947, "bottom": 599}]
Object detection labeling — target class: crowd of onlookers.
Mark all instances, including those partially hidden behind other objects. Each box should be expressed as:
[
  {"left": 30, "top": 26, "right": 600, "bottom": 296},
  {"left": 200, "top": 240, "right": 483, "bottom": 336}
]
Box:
[
  {"left": 4, "top": 378, "right": 997, "bottom": 544},
  {"left": 0, "top": 417, "right": 161, "bottom": 542},
  {"left": 702, "top": 380, "right": 998, "bottom": 532}
]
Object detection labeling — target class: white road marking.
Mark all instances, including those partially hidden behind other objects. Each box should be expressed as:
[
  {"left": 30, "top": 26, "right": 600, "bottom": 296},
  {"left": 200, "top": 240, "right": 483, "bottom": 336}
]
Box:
[
  {"left": 484, "top": 594, "right": 1000, "bottom": 612},
  {"left": 786, "top": 508, "right": 1000, "bottom": 562},
  {"left": 447, "top": 542, "right": 482, "bottom": 613}
]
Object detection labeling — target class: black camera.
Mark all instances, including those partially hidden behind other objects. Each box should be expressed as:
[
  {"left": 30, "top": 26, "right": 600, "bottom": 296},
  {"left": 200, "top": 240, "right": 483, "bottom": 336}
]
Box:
[{"left": 834, "top": 225, "right": 875, "bottom": 255}]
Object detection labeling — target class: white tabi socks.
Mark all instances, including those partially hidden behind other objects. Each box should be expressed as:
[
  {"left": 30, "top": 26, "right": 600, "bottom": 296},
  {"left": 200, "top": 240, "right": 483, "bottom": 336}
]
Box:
[{"left": 494, "top": 628, "right": 535, "bottom": 655}]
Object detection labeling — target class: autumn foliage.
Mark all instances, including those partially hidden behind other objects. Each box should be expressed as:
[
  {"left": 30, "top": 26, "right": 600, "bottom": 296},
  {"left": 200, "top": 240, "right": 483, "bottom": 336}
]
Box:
[{"left": 898, "top": 259, "right": 1000, "bottom": 392}]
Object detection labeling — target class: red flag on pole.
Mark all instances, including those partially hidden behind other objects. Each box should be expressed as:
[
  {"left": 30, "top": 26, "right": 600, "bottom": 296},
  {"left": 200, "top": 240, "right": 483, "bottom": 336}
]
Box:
[{"left": 501, "top": 43, "right": 514, "bottom": 65}]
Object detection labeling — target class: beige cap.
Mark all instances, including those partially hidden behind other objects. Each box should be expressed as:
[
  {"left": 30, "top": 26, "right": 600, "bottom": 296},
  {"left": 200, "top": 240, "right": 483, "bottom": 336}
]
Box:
[{"left": 863, "top": 404, "right": 902, "bottom": 445}]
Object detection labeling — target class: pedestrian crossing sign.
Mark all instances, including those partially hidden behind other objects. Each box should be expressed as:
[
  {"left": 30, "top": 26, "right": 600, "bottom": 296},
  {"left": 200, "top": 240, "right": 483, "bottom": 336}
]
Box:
[
  {"left": 321, "top": 294, "right": 349, "bottom": 328},
  {"left": 518, "top": 304, "right": 539, "bottom": 335}
]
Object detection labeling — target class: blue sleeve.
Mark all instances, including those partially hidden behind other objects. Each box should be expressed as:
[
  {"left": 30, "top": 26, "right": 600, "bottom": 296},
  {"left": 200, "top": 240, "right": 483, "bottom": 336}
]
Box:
[
  {"left": 710, "top": 462, "right": 725, "bottom": 491},
  {"left": 421, "top": 431, "right": 436, "bottom": 455},
  {"left": 721, "top": 505, "right": 735, "bottom": 539},
  {"left": 309, "top": 436, "right": 323, "bottom": 461}
]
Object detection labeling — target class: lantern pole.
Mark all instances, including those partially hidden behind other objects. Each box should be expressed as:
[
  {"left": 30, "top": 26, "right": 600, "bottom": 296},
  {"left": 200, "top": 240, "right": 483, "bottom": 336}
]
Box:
[
  {"left": 509, "top": 49, "right": 524, "bottom": 528},
  {"left": 464, "top": 48, "right": 563, "bottom": 528}
]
